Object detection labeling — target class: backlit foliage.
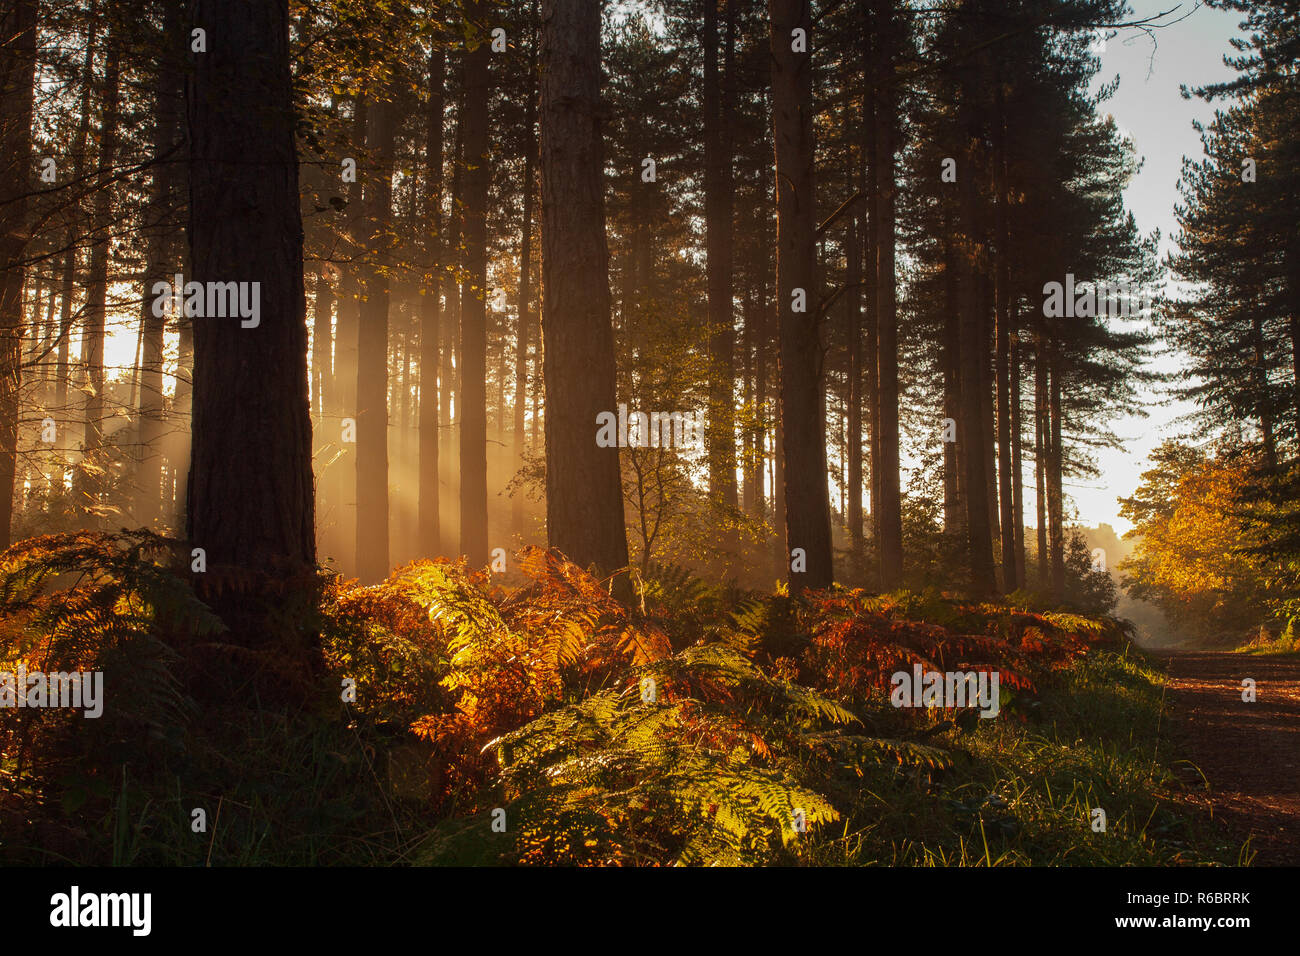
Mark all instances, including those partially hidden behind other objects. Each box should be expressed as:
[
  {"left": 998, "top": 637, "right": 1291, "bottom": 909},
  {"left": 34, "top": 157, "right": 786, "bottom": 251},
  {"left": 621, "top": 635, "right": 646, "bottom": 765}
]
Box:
[
  {"left": 1119, "top": 443, "right": 1276, "bottom": 640},
  {"left": 320, "top": 551, "right": 1126, "bottom": 864},
  {"left": 0, "top": 532, "right": 213, "bottom": 802},
  {"left": 1, "top": 534, "right": 1147, "bottom": 866}
]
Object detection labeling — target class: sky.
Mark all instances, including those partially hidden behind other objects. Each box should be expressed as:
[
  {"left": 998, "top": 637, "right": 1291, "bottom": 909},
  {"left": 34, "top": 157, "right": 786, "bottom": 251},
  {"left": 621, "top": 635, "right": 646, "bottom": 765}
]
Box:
[{"left": 1072, "top": 0, "right": 1247, "bottom": 534}]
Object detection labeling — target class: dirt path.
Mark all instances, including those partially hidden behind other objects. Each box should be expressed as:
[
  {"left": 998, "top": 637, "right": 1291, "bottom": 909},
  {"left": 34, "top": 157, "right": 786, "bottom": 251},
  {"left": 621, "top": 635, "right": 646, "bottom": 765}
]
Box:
[{"left": 1154, "top": 651, "right": 1300, "bottom": 865}]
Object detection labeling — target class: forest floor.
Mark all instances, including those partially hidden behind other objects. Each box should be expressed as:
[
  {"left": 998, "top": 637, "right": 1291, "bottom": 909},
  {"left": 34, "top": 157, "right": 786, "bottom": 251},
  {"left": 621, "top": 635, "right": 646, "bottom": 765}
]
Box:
[{"left": 1155, "top": 650, "right": 1300, "bottom": 865}]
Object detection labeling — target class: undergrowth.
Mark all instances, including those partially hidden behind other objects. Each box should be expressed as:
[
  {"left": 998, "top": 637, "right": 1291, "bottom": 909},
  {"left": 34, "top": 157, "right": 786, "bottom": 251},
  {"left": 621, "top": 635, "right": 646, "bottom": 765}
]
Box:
[{"left": 0, "top": 531, "right": 1240, "bottom": 866}]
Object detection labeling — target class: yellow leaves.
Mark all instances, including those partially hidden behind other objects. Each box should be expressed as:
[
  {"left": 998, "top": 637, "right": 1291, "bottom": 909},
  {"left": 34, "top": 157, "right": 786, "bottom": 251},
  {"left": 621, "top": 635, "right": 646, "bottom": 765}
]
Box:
[
  {"left": 1120, "top": 452, "right": 1273, "bottom": 634},
  {"left": 1129, "top": 458, "right": 1258, "bottom": 598},
  {"left": 609, "top": 620, "right": 673, "bottom": 667}
]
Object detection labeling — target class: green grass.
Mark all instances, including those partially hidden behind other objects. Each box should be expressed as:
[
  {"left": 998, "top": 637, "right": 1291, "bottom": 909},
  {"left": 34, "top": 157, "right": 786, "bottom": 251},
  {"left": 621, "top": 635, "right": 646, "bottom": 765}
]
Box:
[
  {"left": 1234, "top": 629, "right": 1299, "bottom": 656},
  {"left": 792, "top": 647, "right": 1245, "bottom": 866},
  {"left": 1, "top": 698, "right": 436, "bottom": 866}
]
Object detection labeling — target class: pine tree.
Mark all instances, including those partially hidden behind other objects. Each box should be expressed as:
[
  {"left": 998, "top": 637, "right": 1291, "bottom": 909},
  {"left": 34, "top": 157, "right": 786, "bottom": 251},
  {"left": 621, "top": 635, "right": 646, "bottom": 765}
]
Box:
[
  {"left": 186, "top": 0, "right": 316, "bottom": 605},
  {"left": 539, "top": 0, "right": 630, "bottom": 580}
]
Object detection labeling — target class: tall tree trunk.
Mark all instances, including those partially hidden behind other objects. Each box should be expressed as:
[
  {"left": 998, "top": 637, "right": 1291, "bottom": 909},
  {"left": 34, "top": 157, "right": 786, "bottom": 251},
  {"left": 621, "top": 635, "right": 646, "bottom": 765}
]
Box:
[
  {"left": 941, "top": 227, "right": 962, "bottom": 537},
  {"left": 1047, "top": 345, "right": 1065, "bottom": 601},
  {"left": 0, "top": 0, "right": 37, "bottom": 548},
  {"left": 770, "top": 0, "right": 832, "bottom": 590},
  {"left": 1286, "top": 247, "right": 1300, "bottom": 443},
  {"left": 846, "top": 208, "right": 863, "bottom": 546},
  {"left": 186, "top": 0, "right": 316, "bottom": 623},
  {"left": 772, "top": 370, "right": 786, "bottom": 579},
  {"left": 993, "top": 81, "right": 1016, "bottom": 589},
  {"left": 1252, "top": 308, "right": 1277, "bottom": 471},
  {"left": 37, "top": 277, "right": 54, "bottom": 408},
  {"left": 871, "top": 0, "right": 901, "bottom": 590},
  {"left": 170, "top": 304, "right": 193, "bottom": 526},
  {"left": 1010, "top": 295, "right": 1026, "bottom": 588},
  {"left": 458, "top": 3, "right": 491, "bottom": 567},
  {"left": 494, "top": 312, "right": 505, "bottom": 446},
  {"left": 419, "top": 44, "right": 446, "bottom": 556},
  {"left": 331, "top": 97, "right": 367, "bottom": 572},
  {"left": 80, "top": 26, "right": 121, "bottom": 517},
  {"left": 704, "top": 0, "right": 739, "bottom": 566},
  {"left": 751, "top": 283, "right": 768, "bottom": 522},
  {"left": 957, "top": 64, "right": 996, "bottom": 596},
  {"left": 844, "top": 45, "right": 864, "bottom": 560},
  {"left": 540, "top": 0, "right": 630, "bottom": 578},
  {"left": 1288, "top": 310, "right": 1300, "bottom": 447},
  {"left": 54, "top": 2, "right": 98, "bottom": 443},
  {"left": 311, "top": 269, "right": 333, "bottom": 420},
  {"left": 444, "top": 101, "right": 464, "bottom": 547},
  {"left": 980, "top": 267, "right": 1000, "bottom": 570},
  {"left": 762, "top": 139, "right": 784, "bottom": 579},
  {"left": 1034, "top": 332, "right": 1047, "bottom": 587},
  {"left": 862, "top": 54, "right": 879, "bottom": 562},
  {"left": 511, "top": 0, "right": 539, "bottom": 537},
  {"left": 741, "top": 281, "right": 758, "bottom": 515},
  {"left": 139, "top": 3, "right": 184, "bottom": 528},
  {"left": 994, "top": 214, "right": 1015, "bottom": 586},
  {"left": 355, "top": 94, "right": 397, "bottom": 583}
]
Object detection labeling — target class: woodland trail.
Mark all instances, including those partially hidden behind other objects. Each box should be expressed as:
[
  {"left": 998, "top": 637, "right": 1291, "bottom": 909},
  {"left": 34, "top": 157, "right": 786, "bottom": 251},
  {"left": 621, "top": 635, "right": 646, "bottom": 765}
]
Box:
[{"left": 1153, "top": 650, "right": 1300, "bottom": 865}]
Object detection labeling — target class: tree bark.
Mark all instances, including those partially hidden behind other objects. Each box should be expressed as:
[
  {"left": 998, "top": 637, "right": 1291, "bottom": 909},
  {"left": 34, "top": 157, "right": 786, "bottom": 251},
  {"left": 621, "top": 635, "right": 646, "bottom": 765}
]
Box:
[
  {"left": 1286, "top": 247, "right": 1300, "bottom": 444},
  {"left": 138, "top": 3, "right": 184, "bottom": 528},
  {"left": 311, "top": 269, "right": 333, "bottom": 420},
  {"left": 444, "top": 99, "right": 464, "bottom": 546},
  {"left": 994, "top": 97, "right": 1016, "bottom": 589},
  {"left": 862, "top": 50, "right": 879, "bottom": 569},
  {"left": 1034, "top": 331, "right": 1047, "bottom": 587},
  {"left": 1010, "top": 296, "right": 1026, "bottom": 588},
  {"left": 512, "top": 0, "right": 539, "bottom": 537},
  {"left": 540, "top": 0, "right": 630, "bottom": 578},
  {"left": 741, "top": 281, "right": 758, "bottom": 515},
  {"left": 980, "top": 267, "right": 1000, "bottom": 570},
  {"left": 79, "top": 25, "right": 121, "bottom": 517},
  {"left": 1047, "top": 343, "right": 1065, "bottom": 600},
  {"left": 941, "top": 227, "right": 962, "bottom": 538},
  {"left": 186, "top": 0, "right": 316, "bottom": 587},
  {"left": 704, "top": 0, "right": 739, "bottom": 565},
  {"left": 957, "top": 62, "right": 996, "bottom": 596},
  {"left": 1252, "top": 308, "right": 1277, "bottom": 470},
  {"left": 459, "top": 2, "right": 491, "bottom": 567},
  {"left": 53, "top": 1, "right": 98, "bottom": 453},
  {"left": 354, "top": 90, "right": 397, "bottom": 583},
  {"left": 846, "top": 209, "right": 863, "bottom": 546},
  {"left": 770, "top": 0, "right": 832, "bottom": 591},
  {"left": 331, "top": 97, "right": 366, "bottom": 570},
  {"left": 844, "top": 43, "right": 864, "bottom": 559},
  {"left": 751, "top": 282, "right": 768, "bottom": 523},
  {"left": 419, "top": 43, "right": 446, "bottom": 556},
  {"left": 0, "top": 0, "right": 37, "bottom": 548},
  {"left": 872, "top": 0, "right": 902, "bottom": 590},
  {"left": 351, "top": 94, "right": 396, "bottom": 573}
]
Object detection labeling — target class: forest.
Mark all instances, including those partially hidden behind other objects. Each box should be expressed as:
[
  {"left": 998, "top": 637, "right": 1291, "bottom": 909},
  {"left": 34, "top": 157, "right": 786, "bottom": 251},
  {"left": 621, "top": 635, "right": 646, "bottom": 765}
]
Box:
[{"left": 0, "top": 0, "right": 1296, "bottom": 869}]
